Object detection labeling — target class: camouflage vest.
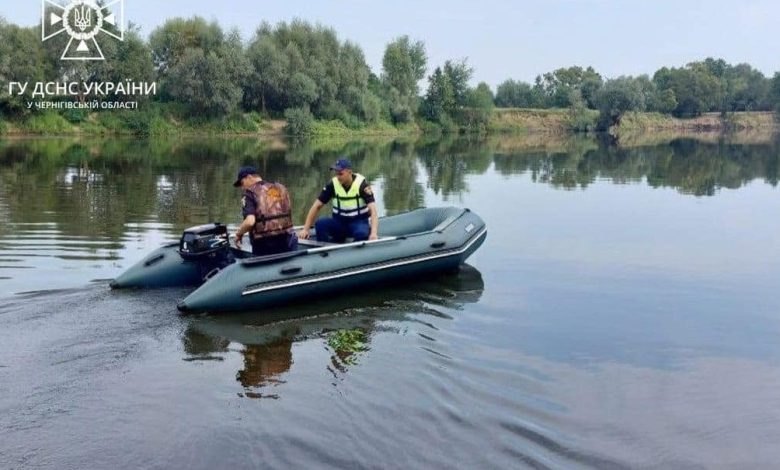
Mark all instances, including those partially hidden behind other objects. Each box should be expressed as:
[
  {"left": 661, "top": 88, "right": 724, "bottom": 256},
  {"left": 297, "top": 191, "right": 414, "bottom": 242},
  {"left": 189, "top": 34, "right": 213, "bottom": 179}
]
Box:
[{"left": 248, "top": 181, "right": 293, "bottom": 239}]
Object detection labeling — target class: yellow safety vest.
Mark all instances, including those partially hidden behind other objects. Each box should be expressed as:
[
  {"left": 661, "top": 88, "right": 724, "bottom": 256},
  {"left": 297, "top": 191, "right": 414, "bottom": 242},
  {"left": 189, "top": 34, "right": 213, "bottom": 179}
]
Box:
[{"left": 332, "top": 174, "right": 369, "bottom": 219}]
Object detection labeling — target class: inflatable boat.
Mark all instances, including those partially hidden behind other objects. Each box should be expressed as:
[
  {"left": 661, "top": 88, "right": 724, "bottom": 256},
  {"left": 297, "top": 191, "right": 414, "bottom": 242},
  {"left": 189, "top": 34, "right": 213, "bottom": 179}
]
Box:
[
  {"left": 184, "top": 264, "right": 485, "bottom": 353},
  {"left": 111, "top": 207, "right": 487, "bottom": 313}
]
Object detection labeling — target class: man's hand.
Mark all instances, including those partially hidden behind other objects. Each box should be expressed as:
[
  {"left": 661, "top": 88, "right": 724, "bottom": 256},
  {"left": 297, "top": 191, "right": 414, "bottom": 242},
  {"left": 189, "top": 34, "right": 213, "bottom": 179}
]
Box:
[
  {"left": 298, "top": 228, "right": 311, "bottom": 240},
  {"left": 234, "top": 231, "right": 243, "bottom": 248},
  {"left": 369, "top": 233, "right": 378, "bottom": 241}
]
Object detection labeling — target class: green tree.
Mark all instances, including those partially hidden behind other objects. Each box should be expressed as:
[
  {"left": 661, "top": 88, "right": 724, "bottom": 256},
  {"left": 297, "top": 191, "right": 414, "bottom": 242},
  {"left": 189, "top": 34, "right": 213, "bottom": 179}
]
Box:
[
  {"left": 110, "top": 27, "right": 156, "bottom": 86},
  {"left": 653, "top": 65, "right": 719, "bottom": 117},
  {"left": 0, "top": 20, "right": 51, "bottom": 116},
  {"left": 244, "top": 19, "right": 377, "bottom": 126},
  {"left": 421, "top": 67, "right": 455, "bottom": 123},
  {"left": 594, "top": 76, "right": 646, "bottom": 130},
  {"left": 149, "top": 17, "right": 225, "bottom": 73},
  {"left": 421, "top": 59, "right": 474, "bottom": 126},
  {"left": 80, "top": 24, "right": 156, "bottom": 104},
  {"left": 284, "top": 106, "right": 314, "bottom": 134},
  {"left": 384, "top": 86, "right": 414, "bottom": 124},
  {"left": 651, "top": 88, "right": 678, "bottom": 114},
  {"left": 163, "top": 30, "right": 249, "bottom": 117},
  {"left": 245, "top": 34, "right": 288, "bottom": 113},
  {"left": 535, "top": 66, "right": 603, "bottom": 108},
  {"left": 460, "top": 82, "right": 494, "bottom": 130},
  {"left": 495, "top": 79, "right": 538, "bottom": 108},
  {"left": 381, "top": 36, "right": 427, "bottom": 97},
  {"left": 380, "top": 36, "right": 426, "bottom": 124},
  {"left": 722, "top": 63, "right": 770, "bottom": 112},
  {"left": 567, "top": 88, "right": 592, "bottom": 131},
  {"left": 287, "top": 72, "right": 318, "bottom": 108},
  {"left": 770, "top": 73, "right": 780, "bottom": 114},
  {"left": 443, "top": 59, "right": 473, "bottom": 107}
]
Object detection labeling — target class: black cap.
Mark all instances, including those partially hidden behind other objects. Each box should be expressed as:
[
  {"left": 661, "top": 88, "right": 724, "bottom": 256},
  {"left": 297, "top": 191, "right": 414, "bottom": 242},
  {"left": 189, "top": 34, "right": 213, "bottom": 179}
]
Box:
[
  {"left": 329, "top": 158, "right": 352, "bottom": 171},
  {"left": 233, "top": 166, "right": 257, "bottom": 187}
]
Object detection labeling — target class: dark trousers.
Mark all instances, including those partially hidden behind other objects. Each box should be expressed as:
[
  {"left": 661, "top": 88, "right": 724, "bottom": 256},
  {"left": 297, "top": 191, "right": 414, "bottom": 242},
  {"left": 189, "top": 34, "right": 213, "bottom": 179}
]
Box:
[
  {"left": 251, "top": 232, "right": 298, "bottom": 256},
  {"left": 315, "top": 217, "right": 370, "bottom": 243}
]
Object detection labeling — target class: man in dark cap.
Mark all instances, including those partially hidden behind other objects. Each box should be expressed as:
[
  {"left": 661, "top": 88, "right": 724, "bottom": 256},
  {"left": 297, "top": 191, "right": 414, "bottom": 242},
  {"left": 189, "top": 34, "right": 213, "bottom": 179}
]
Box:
[
  {"left": 233, "top": 166, "right": 298, "bottom": 256},
  {"left": 298, "top": 158, "right": 379, "bottom": 243}
]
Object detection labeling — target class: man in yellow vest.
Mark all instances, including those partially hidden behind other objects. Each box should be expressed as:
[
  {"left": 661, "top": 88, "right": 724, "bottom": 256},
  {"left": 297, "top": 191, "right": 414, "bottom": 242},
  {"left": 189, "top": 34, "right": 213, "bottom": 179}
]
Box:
[{"left": 298, "top": 158, "right": 379, "bottom": 243}]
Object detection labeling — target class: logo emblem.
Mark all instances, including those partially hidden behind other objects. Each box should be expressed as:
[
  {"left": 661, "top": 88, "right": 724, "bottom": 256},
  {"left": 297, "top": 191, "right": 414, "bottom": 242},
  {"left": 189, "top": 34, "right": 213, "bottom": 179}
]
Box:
[{"left": 42, "top": 0, "right": 125, "bottom": 61}]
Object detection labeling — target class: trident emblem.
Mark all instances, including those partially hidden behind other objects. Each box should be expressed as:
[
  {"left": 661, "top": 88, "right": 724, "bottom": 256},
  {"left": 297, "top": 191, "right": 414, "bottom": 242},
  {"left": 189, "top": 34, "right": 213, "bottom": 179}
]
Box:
[
  {"left": 42, "top": 0, "right": 125, "bottom": 61},
  {"left": 73, "top": 5, "right": 91, "bottom": 31}
]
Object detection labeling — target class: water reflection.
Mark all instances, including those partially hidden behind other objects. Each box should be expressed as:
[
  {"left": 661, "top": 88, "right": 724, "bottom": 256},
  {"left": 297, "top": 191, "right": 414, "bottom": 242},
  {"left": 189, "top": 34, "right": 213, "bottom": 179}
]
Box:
[
  {"left": 0, "top": 133, "right": 778, "bottom": 294},
  {"left": 1, "top": 134, "right": 776, "bottom": 235},
  {"left": 492, "top": 134, "right": 780, "bottom": 195},
  {"left": 182, "top": 264, "right": 484, "bottom": 397}
]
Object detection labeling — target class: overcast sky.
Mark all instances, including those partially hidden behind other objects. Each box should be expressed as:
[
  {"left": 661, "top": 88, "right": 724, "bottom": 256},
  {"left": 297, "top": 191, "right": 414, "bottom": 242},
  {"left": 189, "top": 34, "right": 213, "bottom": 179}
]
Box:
[{"left": 3, "top": 0, "right": 778, "bottom": 87}]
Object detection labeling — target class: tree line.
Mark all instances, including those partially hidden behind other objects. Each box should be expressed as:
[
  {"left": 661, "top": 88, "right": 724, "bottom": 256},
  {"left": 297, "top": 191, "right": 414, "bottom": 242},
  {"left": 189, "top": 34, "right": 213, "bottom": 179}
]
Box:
[
  {"left": 1, "top": 14, "right": 779, "bottom": 134},
  {"left": 496, "top": 60, "right": 780, "bottom": 129}
]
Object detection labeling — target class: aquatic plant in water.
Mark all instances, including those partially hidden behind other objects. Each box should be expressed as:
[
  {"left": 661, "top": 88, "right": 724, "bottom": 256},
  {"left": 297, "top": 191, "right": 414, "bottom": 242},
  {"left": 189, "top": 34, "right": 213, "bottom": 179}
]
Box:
[{"left": 327, "top": 328, "right": 367, "bottom": 365}]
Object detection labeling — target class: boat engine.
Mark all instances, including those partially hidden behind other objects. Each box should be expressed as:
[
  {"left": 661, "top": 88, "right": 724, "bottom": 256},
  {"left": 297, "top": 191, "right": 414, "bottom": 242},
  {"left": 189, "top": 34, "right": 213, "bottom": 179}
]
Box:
[{"left": 179, "top": 223, "right": 234, "bottom": 281}]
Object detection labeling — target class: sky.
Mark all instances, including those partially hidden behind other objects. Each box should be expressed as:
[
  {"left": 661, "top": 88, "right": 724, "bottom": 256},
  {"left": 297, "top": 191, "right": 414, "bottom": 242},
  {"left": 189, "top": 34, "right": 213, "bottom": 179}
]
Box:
[{"left": 2, "top": 0, "right": 778, "bottom": 87}]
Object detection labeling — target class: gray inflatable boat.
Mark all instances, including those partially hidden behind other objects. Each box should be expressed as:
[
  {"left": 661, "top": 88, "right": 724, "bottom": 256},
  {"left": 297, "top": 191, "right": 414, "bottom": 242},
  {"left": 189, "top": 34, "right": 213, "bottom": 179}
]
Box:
[{"left": 111, "top": 206, "right": 487, "bottom": 313}]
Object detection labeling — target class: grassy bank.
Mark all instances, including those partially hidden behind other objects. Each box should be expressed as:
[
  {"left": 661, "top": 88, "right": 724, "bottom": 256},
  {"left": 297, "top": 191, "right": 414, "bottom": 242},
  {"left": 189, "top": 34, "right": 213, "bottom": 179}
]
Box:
[
  {"left": 0, "top": 110, "right": 420, "bottom": 138},
  {"left": 1, "top": 108, "right": 776, "bottom": 137},
  {"left": 488, "top": 108, "right": 599, "bottom": 133},
  {"left": 309, "top": 120, "right": 418, "bottom": 137},
  {"left": 488, "top": 108, "right": 778, "bottom": 135},
  {"left": 617, "top": 111, "right": 777, "bottom": 132},
  {"left": 0, "top": 109, "right": 280, "bottom": 137}
]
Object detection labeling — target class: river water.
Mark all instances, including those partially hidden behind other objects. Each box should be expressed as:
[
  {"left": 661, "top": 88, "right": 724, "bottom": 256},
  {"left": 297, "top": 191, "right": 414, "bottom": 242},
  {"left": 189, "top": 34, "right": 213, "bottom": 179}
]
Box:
[{"left": 1, "top": 134, "right": 779, "bottom": 469}]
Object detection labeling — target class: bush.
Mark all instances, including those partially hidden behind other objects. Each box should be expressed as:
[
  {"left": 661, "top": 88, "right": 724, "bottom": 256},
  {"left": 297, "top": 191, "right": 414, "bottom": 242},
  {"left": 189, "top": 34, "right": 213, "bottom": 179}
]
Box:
[
  {"left": 96, "top": 112, "right": 125, "bottom": 133},
  {"left": 453, "top": 108, "right": 491, "bottom": 133},
  {"left": 245, "top": 111, "right": 269, "bottom": 129},
  {"left": 119, "top": 103, "right": 176, "bottom": 136},
  {"left": 437, "top": 114, "right": 458, "bottom": 133},
  {"left": 389, "top": 100, "right": 412, "bottom": 124},
  {"left": 284, "top": 107, "right": 314, "bottom": 135},
  {"left": 566, "top": 89, "right": 594, "bottom": 132},
  {"left": 148, "top": 116, "right": 176, "bottom": 136},
  {"left": 220, "top": 113, "right": 260, "bottom": 133},
  {"left": 62, "top": 107, "right": 89, "bottom": 124},
  {"left": 24, "top": 112, "right": 72, "bottom": 134},
  {"left": 120, "top": 109, "right": 154, "bottom": 135},
  {"left": 418, "top": 119, "right": 442, "bottom": 135},
  {"left": 360, "top": 92, "right": 383, "bottom": 124},
  {"left": 339, "top": 113, "right": 363, "bottom": 130},
  {"left": 311, "top": 119, "right": 351, "bottom": 135},
  {"left": 569, "top": 107, "right": 595, "bottom": 132}
]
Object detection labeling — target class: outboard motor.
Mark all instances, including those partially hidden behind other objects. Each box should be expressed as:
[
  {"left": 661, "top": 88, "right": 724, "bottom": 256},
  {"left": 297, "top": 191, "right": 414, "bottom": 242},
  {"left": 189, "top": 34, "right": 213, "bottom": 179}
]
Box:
[{"left": 179, "top": 223, "right": 234, "bottom": 281}]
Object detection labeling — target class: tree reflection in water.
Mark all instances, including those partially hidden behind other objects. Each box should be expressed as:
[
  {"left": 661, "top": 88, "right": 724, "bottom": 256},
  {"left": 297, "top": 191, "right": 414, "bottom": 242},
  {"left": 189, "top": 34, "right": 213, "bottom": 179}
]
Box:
[
  {"left": 0, "top": 133, "right": 776, "bottom": 284},
  {"left": 0, "top": 134, "right": 777, "bottom": 241}
]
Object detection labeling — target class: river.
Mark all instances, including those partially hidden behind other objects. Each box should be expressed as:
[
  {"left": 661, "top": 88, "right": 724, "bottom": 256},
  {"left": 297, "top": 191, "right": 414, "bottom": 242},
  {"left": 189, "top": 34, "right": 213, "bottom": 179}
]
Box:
[{"left": 1, "top": 133, "right": 779, "bottom": 469}]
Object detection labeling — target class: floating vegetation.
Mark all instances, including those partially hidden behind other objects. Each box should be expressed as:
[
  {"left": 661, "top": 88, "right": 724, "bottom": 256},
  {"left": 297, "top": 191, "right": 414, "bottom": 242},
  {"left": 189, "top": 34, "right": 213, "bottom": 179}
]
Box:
[{"left": 327, "top": 328, "right": 368, "bottom": 365}]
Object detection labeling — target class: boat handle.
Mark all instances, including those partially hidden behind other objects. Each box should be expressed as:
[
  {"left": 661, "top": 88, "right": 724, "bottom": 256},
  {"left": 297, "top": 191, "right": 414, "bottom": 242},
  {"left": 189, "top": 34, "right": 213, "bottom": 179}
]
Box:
[
  {"left": 280, "top": 266, "right": 302, "bottom": 275},
  {"left": 430, "top": 241, "right": 446, "bottom": 249},
  {"left": 144, "top": 254, "right": 165, "bottom": 266}
]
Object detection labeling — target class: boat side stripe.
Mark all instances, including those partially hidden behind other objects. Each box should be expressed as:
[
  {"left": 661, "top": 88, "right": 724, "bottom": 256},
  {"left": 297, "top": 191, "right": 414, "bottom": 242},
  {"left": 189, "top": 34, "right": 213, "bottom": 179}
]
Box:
[{"left": 241, "top": 227, "right": 487, "bottom": 296}]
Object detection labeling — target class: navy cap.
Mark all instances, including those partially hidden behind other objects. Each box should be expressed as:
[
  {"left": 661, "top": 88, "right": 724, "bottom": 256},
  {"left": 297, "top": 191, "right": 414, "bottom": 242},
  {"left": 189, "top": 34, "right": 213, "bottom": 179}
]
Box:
[
  {"left": 233, "top": 166, "right": 257, "bottom": 187},
  {"left": 329, "top": 158, "right": 352, "bottom": 171}
]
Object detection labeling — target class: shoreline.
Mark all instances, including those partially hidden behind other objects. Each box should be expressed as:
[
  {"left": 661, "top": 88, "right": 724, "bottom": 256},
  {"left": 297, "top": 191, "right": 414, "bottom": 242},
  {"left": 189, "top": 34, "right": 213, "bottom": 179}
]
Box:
[{"left": 0, "top": 110, "right": 776, "bottom": 139}]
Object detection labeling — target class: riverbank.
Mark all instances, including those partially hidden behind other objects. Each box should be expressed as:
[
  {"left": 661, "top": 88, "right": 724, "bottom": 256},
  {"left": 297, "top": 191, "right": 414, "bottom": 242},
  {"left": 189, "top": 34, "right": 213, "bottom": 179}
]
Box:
[
  {"left": 488, "top": 109, "right": 779, "bottom": 134},
  {"left": 0, "top": 109, "right": 420, "bottom": 138},
  {"left": 0, "top": 109, "right": 776, "bottom": 138}
]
